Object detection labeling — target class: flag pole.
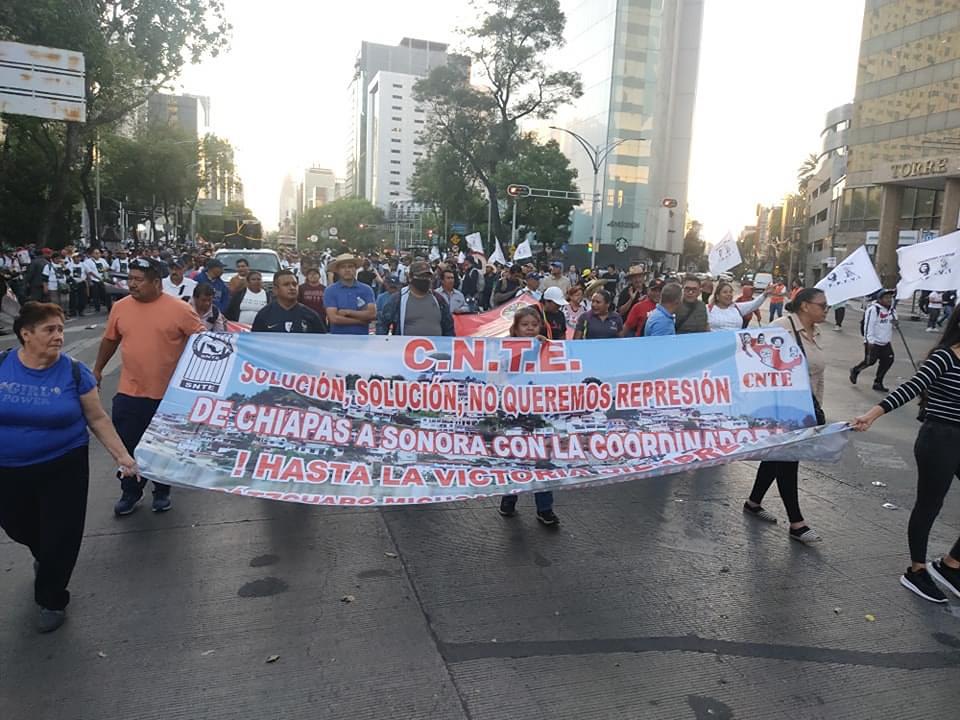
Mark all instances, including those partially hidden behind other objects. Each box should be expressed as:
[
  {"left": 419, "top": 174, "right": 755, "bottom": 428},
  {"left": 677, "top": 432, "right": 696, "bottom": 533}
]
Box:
[{"left": 896, "top": 323, "right": 918, "bottom": 371}]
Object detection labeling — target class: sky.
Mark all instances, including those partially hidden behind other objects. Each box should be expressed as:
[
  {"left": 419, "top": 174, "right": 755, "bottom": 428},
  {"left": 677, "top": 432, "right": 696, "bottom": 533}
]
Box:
[{"left": 177, "top": 0, "right": 866, "bottom": 246}]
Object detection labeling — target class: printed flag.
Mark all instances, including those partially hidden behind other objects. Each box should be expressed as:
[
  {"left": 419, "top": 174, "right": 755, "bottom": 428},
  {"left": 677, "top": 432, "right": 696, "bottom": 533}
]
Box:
[
  {"left": 465, "top": 232, "right": 484, "bottom": 254},
  {"left": 513, "top": 238, "right": 533, "bottom": 261},
  {"left": 708, "top": 232, "right": 742, "bottom": 276},
  {"left": 489, "top": 239, "right": 507, "bottom": 266},
  {"left": 896, "top": 229, "right": 960, "bottom": 299},
  {"left": 814, "top": 246, "right": 881, "bottom": 305}
]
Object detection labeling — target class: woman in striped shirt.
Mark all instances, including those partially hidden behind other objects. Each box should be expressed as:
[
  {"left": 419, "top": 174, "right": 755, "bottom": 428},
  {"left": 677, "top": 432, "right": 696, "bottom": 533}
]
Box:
[{"left": 853, "top": 311, "right": 960, "bottom": 604}]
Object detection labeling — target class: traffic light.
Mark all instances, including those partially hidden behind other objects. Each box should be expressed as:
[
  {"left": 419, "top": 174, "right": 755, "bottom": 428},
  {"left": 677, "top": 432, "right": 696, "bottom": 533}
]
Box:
[
  {"left": 506, "top": 184, "right": 531, "bottom": 198},
  {"left": 587, "top": 242, "right": 593, "bottom": 252},
  {"left": 661, "top": 198, "right": 678, "bottom": 208}
]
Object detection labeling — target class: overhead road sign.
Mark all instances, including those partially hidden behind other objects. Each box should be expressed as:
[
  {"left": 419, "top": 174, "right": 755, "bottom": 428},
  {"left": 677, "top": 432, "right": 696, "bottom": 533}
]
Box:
[{"left": 0, "top": 41, "right": 86, "bottom": 122}]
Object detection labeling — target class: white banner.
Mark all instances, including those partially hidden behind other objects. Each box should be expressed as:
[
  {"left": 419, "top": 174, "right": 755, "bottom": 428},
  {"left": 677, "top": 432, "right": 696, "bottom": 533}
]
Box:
[
  {"left": 896, "top": 229, "right": 960, "bottom": 299},
  {"left": 708, "top": 232, "right": 742, "bottom": 275},
  {"left": 465, "top": 232, "right": 484, "bottom": 254},
  {"left": 488, "top": 239, "right": 507, "bottom": 266},
  {"left": 814, "top": 246, "right": 881, "bottom": 305},
  {"left": 513, "top": 238, "right": 533, "bottom": 261}
]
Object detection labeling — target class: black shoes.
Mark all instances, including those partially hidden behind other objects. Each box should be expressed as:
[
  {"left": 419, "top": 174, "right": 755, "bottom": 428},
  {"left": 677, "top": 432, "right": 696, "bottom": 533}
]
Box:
[
  {"left": 873, "top": 383, "right": 889, "bottom": 393},
  {"left": 536, "top": 510, "right": 560, "bottom": 526},
  {"left": 498, "top": 497, "right": 518, "bottom": 517},
  {"left": 849, "top": 368, "right": 859, "bottom": 384},
  {"left": 927, "top": 559, "right": 960, "bottom": 600},
  {"left": 900, "top": 566, "right": 948, "bottom": 603}
]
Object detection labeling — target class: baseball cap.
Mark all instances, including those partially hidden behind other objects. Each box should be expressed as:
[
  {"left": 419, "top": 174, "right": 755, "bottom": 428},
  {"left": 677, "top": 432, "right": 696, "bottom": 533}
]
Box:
[
  {"left": 526, "top": 272, "right": 541, "bottom": 280},
  {"left": 648, "top": 280, "right": 665, "bottom": 291},
  {"left": 408, "top": 260, "right": 433, "bottom": 278},
  {"left": 550, "top": 260, "right": 563, "bottom": 268},
  {"left": 542, "top": 286, "right": 568, "bottom": 306},
  {"left": 581, "top": 269, "right": 592, "bottom": 278},
  {"left": 206, "top": 258, "right": 225, "bottom": 269}
]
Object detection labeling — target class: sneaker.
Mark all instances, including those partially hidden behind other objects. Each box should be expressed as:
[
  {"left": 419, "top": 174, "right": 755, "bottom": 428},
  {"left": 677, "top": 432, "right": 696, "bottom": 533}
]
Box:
[
  {"left": 849, "top": 368, "right": 859, "bottom": 385},
  {"left": 833, "top": 325, "right": 842, "bottom": 332},
  {"left": 900, "top": 567, "right": 948, "bottom": 603},
  {"left": 113, "top": 489, "right": 143, "bottom": 516},
  {"left": 925, "top": 327, "right": 936, "bottom": 333},
  {"left": 927, "top": 559, "right": 960, "bottom": 600},
  {"left": 36, "top": 607, "right": 66, "bottom": 633},
  {"left": 152, "top": 491, "right": 172, "bottom": 513},
  {"left": 789, "top": 526, "right": 822, "bottom": 544},
  {"left": 873, "top": 383, "right": 889, "bottom": 393},
  {"left": 743, "top": 502, "right": 778, "bottom": 523},
  {"left": 498, "top": 497, "right": 517, "bottom": 517},
  {"left": 536, "top": 509, "right": 560, "bottom": 526}
]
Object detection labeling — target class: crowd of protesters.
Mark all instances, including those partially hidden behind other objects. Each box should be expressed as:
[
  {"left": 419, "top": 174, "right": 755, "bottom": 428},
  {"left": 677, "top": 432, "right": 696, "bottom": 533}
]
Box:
[{"left": 3, "top": 238, "right": 960, "bottom": 634}]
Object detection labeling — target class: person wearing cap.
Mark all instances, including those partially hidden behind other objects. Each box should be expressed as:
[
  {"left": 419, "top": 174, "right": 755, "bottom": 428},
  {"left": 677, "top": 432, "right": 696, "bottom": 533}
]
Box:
[
  {"left": 616, "top": 265, "right": 647, "bottom": 317},
  {"left": 539, "top": 286, "right": 568, "bottom": 339},
  {"left": 850, "top": 289, "right": 897, "bottom": 392},
  {"left": 194, "top": 258, "right": 230, "bottom": 313},
  {"left": 161, "top": 260, "right": 197, "bottom": 301},
  {"left": 376, "top": 274, "right": 401, "bottom": 314},
  {"left": 622, "top": 281, "right": 662, "bottom": 337},
  {"left": 92, "top": 258, "right": 206, "bottom": 516},
  {"left": 323, "top": 253, "right": 376, "bottom": 335},
  {"left": 377, "top": 261, "right": 454, "bottom": 337},
  {"left": 540, "top": 261, "right": 571, "bottom": 296},
  {"left": 517, "top": 272, "right": 543, "bottom": 301}
]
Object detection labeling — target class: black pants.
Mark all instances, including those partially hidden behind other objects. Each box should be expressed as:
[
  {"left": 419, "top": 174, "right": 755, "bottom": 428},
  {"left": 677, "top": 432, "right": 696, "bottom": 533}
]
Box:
[
  {"left": 834, "top": 306, "right": 845, "bottom": 327},
  {"left": 112, "top": 393, "right": 165, "bottom": 494},
  {"left": 88, "top": 281, "right": 110, "bottom": 312},
  {"left": 910, "top": 421, "right": 960, "bottom": 564},
  {"left": 749, "top": 461, "right": 803, "bottom": 523},
  {"left": 0, "top": 446, "right": 89, "bottom": 610},
  {"left": 69, "top": 282, "right": 87, "bottom": 316},
  {"left": 852, "top": 342, "right": 894, "bottom": 385}
]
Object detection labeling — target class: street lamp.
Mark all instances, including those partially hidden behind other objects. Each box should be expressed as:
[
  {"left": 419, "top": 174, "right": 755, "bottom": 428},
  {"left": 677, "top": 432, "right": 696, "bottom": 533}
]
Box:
[{"left": 549, "top": 126, "right": 643, "bottom": 268}]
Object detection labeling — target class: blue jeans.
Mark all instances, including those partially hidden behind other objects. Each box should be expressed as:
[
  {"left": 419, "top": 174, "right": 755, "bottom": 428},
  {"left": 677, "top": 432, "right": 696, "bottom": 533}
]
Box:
[
  {"left": 112, "top": 394, "right": 164, "bottom": 494},
  {"left": 502, "top": 491, "right": 553, "bottom": 512},
  {"left": 768, "top": 303, "right": 783, "bottom": 322}
]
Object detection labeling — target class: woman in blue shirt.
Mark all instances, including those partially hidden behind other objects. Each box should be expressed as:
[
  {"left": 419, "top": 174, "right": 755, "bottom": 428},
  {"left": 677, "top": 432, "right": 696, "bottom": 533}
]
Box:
[{"left": 0, "top": 302, "right": 137, "bottom": 633}]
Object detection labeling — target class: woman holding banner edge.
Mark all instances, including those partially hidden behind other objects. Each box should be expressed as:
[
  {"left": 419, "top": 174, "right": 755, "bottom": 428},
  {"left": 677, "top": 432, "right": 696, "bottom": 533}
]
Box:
[
  {"left": 852, "top": 308, "right": 960, "bottom": 604},
  {"left": 743, "top": 288, "right": 827, "bottom": 544}
]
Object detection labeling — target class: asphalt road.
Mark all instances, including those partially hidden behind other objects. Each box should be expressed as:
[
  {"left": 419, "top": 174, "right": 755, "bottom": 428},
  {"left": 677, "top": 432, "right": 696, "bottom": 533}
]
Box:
[{"left": 1, "top": 307, "right": 959, "bottom": 720}]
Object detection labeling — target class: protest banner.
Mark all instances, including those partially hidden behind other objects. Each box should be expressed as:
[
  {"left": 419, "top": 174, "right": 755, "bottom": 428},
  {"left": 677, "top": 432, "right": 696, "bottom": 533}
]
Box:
[
  {"left": 814, "top": 246, "right": 881, "bottom": 305},
  {"left": 453, "top": 295, "right": 539, "bottom": 337},
  {"left": 136, "top": 329, "right": 847, "bottom": 507},
  {"left": 896, "top": 229, "right": 960, "bottom": 299}
]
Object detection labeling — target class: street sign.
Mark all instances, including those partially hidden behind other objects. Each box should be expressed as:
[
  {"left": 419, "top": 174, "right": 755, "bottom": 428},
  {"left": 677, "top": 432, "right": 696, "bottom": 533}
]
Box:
[
  {"left": 320, "top": 229, "right": 329, "bottom": 239},
  {"left": 451, "top": 222, "right": 467, "bottom": 234},
  {"left": 0, "top": 41, "right": 86, "bottom": 122},
  {"left": 329, "top": 227, "right": 338, "bottom": 237},
  {"left": 450, "top": 234, "right": 461, "bottom": 245},
  {"left": 309, "top": 235, "right": 318, "bottom": 243},
  {"left": 615, "top": 237, "right": 629, "bottom": 253}
]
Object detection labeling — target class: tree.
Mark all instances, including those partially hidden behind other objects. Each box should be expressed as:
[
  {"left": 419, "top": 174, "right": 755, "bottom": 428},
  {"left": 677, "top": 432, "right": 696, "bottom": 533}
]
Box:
[
  {"left": 414, "top": 0, "right": 582, "bottom": 246},
  {"left": 797, "top": 152, "right": 819, "bottom": 195},
  {"left": 1, "top": 0, "right": 230, "bottom": 244},
  {"left": 298, "top": 198, "right": 386, "bottom": 253},
  {"left": 409, "top": 143, "right": 488, "bottom": 235},
  {"left": 100, "top": 125, "right": 199, "bottom": 244},
  {"left": 681, "top": 220, "right": 706, "bottom": 272}
]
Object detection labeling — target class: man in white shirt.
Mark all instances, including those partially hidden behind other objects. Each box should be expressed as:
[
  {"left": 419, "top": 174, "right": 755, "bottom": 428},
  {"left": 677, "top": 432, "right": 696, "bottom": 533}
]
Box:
[
  {"left": 82, "top": 249, "right": 110, "bottom": 312},
  {"left": 225, "top": 270, "right": 270, "bottom": 325},
  {"left": 111, "top": 248, "right": 131, "bottom": 290},
  {"left": 161, "top": 260, "right": 197, "bottom": 300},
  {"left": 516, "top": 272, "right": 543, "bottom": 301},
  {"left": 850, "top": 288, "right": 897, "bottom": 392},
  {"left": 43, "top": 255, "right": 69, "bottom": 312}
]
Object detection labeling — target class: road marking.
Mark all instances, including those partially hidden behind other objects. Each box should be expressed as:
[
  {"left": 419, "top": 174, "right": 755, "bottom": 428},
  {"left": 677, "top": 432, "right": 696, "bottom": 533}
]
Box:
[{"left": 852, "top": 440, "right": 910, "bottom": 470}]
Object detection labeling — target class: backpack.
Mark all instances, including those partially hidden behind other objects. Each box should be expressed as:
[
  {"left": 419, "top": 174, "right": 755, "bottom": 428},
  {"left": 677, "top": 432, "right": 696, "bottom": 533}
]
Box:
[{"left": 0, "top": 348, "right": 82, "bottom": 388}]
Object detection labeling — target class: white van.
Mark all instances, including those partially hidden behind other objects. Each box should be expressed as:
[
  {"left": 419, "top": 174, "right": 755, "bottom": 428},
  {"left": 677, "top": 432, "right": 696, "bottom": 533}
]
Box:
[
  {"left": 752, "top": 272, "right": 773, "bottom": 293},
  {"left": 213, "top": 248, "right": 282, "bottom": 289}
]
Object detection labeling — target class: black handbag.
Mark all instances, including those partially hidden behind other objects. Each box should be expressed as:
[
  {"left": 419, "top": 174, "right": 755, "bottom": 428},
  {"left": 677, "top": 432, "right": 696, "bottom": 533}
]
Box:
[{"left": 788, "top": 317, "right": 826, "bottom": 425}]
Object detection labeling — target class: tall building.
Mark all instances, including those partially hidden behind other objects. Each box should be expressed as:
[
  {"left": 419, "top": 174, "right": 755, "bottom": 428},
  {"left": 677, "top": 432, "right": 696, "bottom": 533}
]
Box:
[
  {"left": 838, "top": 0, "right": 960, "bottom": 284},
  {"left": 302, "top": 167, "right": 338, "bottom": 210},
  {"left": 345, "top": 38, "right": 463, "bottom": 202},
  {"left": 548, "top": 0, "right": 704, "bottom": 270},
  {"left": 146, "top": 93, "right": 211, "bottom": 137},
  {"left": 278, "top": 174, "right": 298, "bottom": 227}
]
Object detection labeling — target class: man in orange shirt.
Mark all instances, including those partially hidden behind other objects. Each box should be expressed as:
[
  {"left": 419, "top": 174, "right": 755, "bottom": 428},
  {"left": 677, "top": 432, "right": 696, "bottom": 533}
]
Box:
[{"left": 93, "top": 258, "right": 205, "bottom": 516}]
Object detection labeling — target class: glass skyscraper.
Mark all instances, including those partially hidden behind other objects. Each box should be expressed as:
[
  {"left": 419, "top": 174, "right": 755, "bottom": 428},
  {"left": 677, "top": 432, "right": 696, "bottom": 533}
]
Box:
[{"left": 548, "top": 0, "right": 704, "bottom": 270}]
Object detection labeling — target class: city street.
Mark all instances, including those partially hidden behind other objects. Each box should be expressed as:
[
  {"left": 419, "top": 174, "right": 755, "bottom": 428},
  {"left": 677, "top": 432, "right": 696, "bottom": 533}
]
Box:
[{"left": 2, "top": 311, "right": 959, "bottom": 720}]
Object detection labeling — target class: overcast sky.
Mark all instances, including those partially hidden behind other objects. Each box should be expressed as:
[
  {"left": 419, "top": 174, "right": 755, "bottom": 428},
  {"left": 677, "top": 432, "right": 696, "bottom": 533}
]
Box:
[{"left": 178, "top": 0, "right": 865, "bottom": 245}]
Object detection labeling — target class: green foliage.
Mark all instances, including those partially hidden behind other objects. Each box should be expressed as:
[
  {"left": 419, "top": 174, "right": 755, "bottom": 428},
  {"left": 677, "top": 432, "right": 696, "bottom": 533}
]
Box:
[
  {"left": 413, "top": 0, "right": 582, "bottom": 243},
  {"left": 298, "top": 198, "right": 386, "bottom": 253},
  {"left": 0, "top": 0, "right": 230, "bottom": 243}
]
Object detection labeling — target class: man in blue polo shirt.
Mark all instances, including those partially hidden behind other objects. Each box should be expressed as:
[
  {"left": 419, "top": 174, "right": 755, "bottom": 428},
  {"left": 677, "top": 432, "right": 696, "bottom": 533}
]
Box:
[
  {"left": 324, "top": 253, "right": 377, "bottom": 334},
  {"left": 643, "top": 282, "right": 682, "bottom": 337}
]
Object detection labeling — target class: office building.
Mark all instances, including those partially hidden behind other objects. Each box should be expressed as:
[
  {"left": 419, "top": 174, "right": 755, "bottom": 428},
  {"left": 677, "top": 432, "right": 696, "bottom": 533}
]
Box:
[
  {"left": 302, "top": 167, "right": 338, "bottom": 210},
  {"left": 346, "top": 38, "right": 464, "bottom": 202},
  {"left": 548, "top": 0, "right": 704, "bottom": 270},
  {"left": 146, "top": 93, "right": 210, "bottom": 137},
  {"left": 837, "top": 0, "right": 960, "bottom": 284}
]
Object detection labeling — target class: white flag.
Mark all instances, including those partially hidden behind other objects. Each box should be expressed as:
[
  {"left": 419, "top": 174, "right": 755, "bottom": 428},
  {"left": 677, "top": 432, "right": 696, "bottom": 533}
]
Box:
[
  {"left": 896, "top": 229, "right": 960, "bottom": 299},
  {"left": 707, "top": 232, "right": 742, "bottom": 275},
  {"left": 513, "top": 237, "right": 533, "bottom": 260},
  {"left": 465, "top": 232, "right": 484, "bottom": 254},
  {"left": 488, "top": 239, "right": 507, "bottom": 266},
  {"left": 814, "top": 246, "right": 881, "bottom": 305},
  {"left": 457, "top": 251, "right": 466, "bottom": 263},
  {"left": 428, "top": 246, "right": 440, "bottom": 261}
]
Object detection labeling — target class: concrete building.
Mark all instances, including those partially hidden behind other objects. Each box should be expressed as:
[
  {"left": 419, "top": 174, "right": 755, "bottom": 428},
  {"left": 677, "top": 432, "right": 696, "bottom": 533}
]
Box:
[
  {"left": 278, "top": 174, "right": 297, "bottom": 227},
  {"left": 838, "top": 0, "right": 960, "bottom": 284},
  {"left": 146, "top": 93, "right": 210, "bottom": 137},
  {"left": 365, "top": 71, "right": 429, "bottom": 210},
  {"left": 302, "top": 167, "right": 338, "bottom": 210},
  {"left": 548, "top": 0, "right": 704, "bottom": 270},
  {"left": 345, "top": 38, "right": 464, "bottom": 201},
  {"left": 803, "top": 104, "right": 853, "bottom": 283}
]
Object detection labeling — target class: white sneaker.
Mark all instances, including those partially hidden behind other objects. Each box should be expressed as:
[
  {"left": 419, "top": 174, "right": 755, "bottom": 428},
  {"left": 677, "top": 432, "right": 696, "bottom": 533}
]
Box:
[{"left": 925, "top": 327, "right": 936, "bottom": 333}]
